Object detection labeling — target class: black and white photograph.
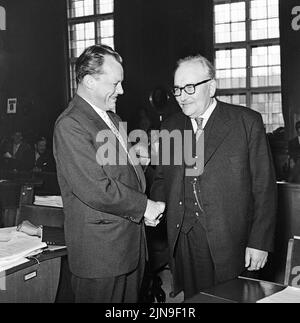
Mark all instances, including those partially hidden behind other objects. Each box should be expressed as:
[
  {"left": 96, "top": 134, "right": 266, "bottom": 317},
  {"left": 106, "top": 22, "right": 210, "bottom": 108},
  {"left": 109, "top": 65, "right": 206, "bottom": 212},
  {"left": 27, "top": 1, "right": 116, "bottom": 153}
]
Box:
[{"left": 0, "top": 0, "right": 299, "bottom": 310}]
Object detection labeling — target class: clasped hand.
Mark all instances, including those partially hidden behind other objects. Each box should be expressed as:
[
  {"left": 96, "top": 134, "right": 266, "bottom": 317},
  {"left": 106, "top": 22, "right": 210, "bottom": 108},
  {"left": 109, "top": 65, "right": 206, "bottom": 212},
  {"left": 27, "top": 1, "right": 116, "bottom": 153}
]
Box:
[{"left": 144, "top": 200, "right": 165, "bottom": 227}]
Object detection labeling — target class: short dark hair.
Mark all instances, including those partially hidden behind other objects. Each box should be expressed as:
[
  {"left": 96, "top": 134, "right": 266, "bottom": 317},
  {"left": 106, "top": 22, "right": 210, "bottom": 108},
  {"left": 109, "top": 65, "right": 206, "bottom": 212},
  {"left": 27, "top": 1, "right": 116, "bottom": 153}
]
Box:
[
  {"left": 75, "top": 44, "right": 123, "bottom": 84},
  {"left": 295, "top": 121, "right": 300, "bottom": 131}
]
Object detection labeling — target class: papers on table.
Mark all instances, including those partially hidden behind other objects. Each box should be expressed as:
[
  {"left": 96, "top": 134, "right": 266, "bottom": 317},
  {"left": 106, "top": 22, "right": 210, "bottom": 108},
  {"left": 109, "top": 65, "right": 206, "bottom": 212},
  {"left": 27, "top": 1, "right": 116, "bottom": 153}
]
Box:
[
  {"left": 0, "top": 258, "right": 30, "bottom": 272},
  {"left": 257, "top": 286, "right": 300, "bottom": 303},
  {"left": 0, "top": 227, "right": 47, "bottom": 272},
  {"left": 34, "top": 195, "right": 63, "bottom": 208}
]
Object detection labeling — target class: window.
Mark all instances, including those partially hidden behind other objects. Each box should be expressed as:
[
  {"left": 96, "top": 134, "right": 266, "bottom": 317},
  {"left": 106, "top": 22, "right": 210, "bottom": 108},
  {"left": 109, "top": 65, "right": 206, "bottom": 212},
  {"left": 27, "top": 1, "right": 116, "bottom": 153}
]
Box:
[
  {"left": 214, "top": 0, "right": 282, "bottom": 133},
  {"left": 67, "top": 0, "right": 114, "bottom": 96}
]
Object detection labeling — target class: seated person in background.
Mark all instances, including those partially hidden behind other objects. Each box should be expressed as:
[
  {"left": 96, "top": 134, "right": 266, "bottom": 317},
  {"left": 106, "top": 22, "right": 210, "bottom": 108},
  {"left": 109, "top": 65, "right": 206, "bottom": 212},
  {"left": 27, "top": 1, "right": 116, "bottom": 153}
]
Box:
[
  {"left": 288, "top": 158, "right": 300, "bottom": 183},
  {"left": 33, "top": 136, "right": 56, "bottom": 172},
  {"left": 17, "top": 220, "right": 65, "bottom": 246},
  {"left": 288, "top": 121, "right": 300, "bottom": 166},
  {"left": 2, "top": 131, "right": 34, "bottom": 171}
]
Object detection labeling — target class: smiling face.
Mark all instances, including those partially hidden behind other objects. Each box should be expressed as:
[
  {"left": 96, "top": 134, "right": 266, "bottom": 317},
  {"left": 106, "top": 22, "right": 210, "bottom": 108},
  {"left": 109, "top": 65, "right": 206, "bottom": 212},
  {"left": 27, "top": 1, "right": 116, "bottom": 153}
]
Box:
[
  {"left": 174, "top": 60, "right": 216, "bottom": 118},
  {"left": 89, "top": 55, "right": 124, "bottom": 112}
]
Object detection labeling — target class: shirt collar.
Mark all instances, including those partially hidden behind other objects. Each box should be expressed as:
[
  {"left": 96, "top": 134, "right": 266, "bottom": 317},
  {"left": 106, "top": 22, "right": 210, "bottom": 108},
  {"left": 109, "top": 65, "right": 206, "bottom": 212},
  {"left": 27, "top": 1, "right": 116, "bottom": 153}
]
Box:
[
  {"left": 80, "top": 96, "right": 108, "bottom": 121},
  {"left": 190, "top": 98, "right": 217, "bottom": 131}
]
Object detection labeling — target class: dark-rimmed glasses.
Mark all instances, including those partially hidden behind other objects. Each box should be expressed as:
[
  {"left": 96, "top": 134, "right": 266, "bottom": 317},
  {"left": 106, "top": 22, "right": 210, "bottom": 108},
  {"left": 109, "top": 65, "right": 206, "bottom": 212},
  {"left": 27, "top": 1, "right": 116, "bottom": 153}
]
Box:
[{"left": 172, "top": 79, "right": 211, "bottom": 97}]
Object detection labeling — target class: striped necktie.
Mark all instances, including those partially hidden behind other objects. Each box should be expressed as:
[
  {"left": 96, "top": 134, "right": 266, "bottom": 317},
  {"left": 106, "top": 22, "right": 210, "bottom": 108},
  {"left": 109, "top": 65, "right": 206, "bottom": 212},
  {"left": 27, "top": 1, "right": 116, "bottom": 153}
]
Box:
[
  {"left": 105, "top": 112, "right": 141, "bottom": 182},
  {"left": 195, "top": 117, "right": 204, "bottom": 141}
]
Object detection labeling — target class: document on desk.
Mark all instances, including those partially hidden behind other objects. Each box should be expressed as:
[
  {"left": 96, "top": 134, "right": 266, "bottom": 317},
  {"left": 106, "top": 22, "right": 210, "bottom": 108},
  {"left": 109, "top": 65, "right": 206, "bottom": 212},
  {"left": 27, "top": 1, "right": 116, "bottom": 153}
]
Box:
[
  {"left": 0, "top": 258, "right": 30, "bottom": 273},
  {"left": 257, "top": 286, "right": 300, "bottom": 303},
  {"left": 0, "top": 227, "right": 47, "bottom": 269},
  {"left": 34, "top": 195, "right": 63, "bottom": 208}
]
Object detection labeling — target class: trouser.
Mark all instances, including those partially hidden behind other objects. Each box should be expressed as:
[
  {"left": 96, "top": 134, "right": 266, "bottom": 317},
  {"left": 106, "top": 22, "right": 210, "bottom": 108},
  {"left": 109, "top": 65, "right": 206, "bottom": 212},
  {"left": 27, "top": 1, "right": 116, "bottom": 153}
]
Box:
[
  {"left": 174, "top": 221, "right": 215, "bottom": 300},
  {"left": 71, "top": 263, "right": 145, "bottom": 303},
  {"left": 71, "top": 242, "right": 146, "bottom": 303}
]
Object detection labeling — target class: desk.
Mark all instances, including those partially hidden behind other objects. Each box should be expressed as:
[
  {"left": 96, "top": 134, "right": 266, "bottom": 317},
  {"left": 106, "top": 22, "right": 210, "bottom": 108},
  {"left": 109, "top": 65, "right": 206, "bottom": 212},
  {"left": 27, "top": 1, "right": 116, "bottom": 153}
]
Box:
[
  {"left": 185, "top": 277, "right": 286, "bottom": 303},
  {"left": 0, "top": 248, "right": 67, "bottom": 303}
]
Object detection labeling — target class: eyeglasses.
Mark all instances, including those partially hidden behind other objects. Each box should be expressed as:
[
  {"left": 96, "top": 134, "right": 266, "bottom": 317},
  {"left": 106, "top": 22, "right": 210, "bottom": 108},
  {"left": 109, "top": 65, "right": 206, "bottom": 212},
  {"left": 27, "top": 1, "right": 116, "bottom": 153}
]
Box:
[{"left": 172, "top": 79, "right": 211, "bottom": 97}]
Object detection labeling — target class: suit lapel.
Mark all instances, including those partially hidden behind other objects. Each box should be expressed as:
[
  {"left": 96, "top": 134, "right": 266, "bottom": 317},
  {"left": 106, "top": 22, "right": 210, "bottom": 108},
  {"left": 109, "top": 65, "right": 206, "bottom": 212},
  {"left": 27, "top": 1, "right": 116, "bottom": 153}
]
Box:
[
  {"left": 108, "top": 112, "right": 146, "bottom": 192},
  {"left": 204, "top": 101, "right": 234, "bottom": 166},
  {"left": 72, "top": 95, "right": 146, "bottom": 192}
]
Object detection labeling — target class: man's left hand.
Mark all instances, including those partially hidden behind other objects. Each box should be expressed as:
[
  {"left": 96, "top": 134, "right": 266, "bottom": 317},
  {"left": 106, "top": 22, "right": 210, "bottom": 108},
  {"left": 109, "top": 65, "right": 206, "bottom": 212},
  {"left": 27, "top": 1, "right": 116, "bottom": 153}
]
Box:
[{"left": 245, "top": 247, "right": 268, "bottom": 271}]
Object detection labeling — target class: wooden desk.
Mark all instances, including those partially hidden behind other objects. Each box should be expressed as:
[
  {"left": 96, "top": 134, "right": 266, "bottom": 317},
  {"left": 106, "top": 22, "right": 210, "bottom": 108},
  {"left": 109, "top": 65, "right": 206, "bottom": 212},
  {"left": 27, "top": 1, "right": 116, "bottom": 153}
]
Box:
[
  {"left": 0, "top": 248, "right": 67, "bottom": 303},
  {"left": 185, "top": 277, "right": 286, "bottom": 303}
]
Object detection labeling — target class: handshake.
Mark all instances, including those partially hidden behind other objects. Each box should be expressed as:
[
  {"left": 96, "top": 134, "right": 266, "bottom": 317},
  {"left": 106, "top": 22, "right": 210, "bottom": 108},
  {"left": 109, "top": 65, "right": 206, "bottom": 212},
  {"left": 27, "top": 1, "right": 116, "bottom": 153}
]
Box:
[{"left": 144, "top": 200, "right": 166, "bottom": 227}]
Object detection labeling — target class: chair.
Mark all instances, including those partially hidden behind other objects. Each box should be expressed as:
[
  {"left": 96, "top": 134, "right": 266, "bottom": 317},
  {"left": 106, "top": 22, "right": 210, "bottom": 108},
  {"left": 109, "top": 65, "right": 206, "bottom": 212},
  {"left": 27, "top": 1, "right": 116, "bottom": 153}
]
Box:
[{"left": 284, "top": 237, "right": 300, "bottom": 287}]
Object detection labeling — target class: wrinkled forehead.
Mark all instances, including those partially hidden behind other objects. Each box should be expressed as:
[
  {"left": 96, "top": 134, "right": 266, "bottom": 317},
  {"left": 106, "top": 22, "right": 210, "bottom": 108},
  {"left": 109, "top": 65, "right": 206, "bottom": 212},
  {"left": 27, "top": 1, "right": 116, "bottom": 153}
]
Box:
[{"left": 174, "top": 61, "right": 209, "bottom": 85}]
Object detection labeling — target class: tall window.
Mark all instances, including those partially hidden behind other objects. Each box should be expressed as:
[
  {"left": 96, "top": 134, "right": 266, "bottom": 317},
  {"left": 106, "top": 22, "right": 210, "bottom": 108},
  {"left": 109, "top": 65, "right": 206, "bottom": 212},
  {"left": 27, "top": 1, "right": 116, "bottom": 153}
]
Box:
[
  {"left": 214, "top": 0, "right": 282, "bottom": 132},
  {"left": 67, "top": 0, "right": 114, "bottom": 96}
]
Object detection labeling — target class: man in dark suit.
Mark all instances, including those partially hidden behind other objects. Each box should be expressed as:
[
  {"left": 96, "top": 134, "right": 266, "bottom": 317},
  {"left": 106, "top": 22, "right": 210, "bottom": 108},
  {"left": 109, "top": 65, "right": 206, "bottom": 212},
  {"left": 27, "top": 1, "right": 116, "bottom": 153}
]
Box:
[
  {"left": 2, "top": 131, "right": 34, "bottom": 171},
  {"left": 32, "top": 136, "right": 56, "bottom": 172},
  {"left": 150, "top": 54, "right": 277, "bottom": 300},
  {"left": 53, "top": 45, "right": 165, "bottom": 303},
  {"left": 288, "top": 121, "right": 300, "bottom": 165}
]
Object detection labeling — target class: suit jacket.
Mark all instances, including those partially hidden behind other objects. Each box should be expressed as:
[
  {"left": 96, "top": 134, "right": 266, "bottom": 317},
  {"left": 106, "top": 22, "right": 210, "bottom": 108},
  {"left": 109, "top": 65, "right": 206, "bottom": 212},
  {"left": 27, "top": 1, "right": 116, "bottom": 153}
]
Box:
[
  {"left": 151, "top": 100, "right": 277, "bottom": 283},
  {"left": 288, "top": 137, "right": 300, "bottom": 163},
  {"left": 3, "top": 141, "right": 34, "bottom": 171},
  {"left": 53, "top": 94, "right": 147, "bottom": 279},
  {"left": 34, "top": 150, "right": 56, "bottom": 172}
]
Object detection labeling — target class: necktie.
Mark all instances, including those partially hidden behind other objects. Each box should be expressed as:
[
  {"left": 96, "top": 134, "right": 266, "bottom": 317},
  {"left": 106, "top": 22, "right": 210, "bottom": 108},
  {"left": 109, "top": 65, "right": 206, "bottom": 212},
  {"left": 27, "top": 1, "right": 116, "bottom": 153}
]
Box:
[
  {"left": 105, "top": 112, "right": 141, "bottom": 181},
  {"left": 104, "top": 112, "right": 128, "bottom": 154},
  {"left": 195, "top": 117, "right": 204, "bottom": 141}
]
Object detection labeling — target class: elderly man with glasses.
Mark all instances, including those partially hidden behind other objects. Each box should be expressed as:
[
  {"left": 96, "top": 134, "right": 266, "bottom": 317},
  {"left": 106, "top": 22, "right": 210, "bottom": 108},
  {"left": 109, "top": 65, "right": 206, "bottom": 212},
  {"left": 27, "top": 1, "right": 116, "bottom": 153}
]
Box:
[{"left": 151, "top": 54, "right": 277, "bottom": 300}]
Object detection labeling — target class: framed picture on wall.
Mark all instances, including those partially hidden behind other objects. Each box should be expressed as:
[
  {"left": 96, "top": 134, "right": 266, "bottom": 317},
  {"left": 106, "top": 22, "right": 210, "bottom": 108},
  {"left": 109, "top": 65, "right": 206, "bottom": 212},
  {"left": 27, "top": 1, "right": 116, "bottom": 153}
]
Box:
[{"left": 7, "top": 98, "right": 17, "bottom": 114}]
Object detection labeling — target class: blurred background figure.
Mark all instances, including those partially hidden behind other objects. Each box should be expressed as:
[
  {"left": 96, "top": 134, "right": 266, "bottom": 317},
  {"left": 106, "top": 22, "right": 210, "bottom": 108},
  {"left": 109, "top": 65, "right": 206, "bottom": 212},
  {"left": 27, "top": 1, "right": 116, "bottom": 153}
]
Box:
[
  {"left": 1, "top": 131, "right": 34, "bottom": 171},
  {"left": 32, "top": 136, "right": 56, "bottom": 172},
  {"left": 288, "top": 121, "right": 300, "bottom": 167},
  {"left": 267, "top": 127, "right": 289, "bottom": 181}
]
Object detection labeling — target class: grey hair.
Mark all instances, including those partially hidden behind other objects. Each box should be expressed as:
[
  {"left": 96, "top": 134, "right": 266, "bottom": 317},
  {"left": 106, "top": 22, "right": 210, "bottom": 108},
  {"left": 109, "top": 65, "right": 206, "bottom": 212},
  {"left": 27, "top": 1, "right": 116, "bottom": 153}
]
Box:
[{"left": 175, "top": 54, "right": 215, "bottom": 79}]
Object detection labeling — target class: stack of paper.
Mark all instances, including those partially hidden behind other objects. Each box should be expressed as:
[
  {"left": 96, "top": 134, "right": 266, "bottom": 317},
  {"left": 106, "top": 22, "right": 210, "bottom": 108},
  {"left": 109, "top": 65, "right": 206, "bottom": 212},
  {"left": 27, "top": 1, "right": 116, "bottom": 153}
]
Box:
[
  {"left": 257, "top": 286, "right": 300, "bottom": 303},
  {"left": 34, "top": 195, "right": 63, "bottom": 208},
  {"left": 0, "top": 227, "right": 47, "bottom": 272}
]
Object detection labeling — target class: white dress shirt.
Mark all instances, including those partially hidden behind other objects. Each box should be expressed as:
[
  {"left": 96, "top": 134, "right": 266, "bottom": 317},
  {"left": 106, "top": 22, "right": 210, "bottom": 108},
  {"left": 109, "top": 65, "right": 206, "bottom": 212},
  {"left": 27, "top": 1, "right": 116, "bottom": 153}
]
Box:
[{"left": 190, "top": 98, "right": 217, "bottom": 133}]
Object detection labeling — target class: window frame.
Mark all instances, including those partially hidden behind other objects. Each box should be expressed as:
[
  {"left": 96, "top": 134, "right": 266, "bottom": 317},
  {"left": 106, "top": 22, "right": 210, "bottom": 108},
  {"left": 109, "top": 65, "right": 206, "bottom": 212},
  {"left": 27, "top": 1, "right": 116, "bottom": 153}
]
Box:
[
  {"left": 213, "top": 0, "right": 281, "bottom": 132},
  {"left": 67, "top": 0, "right": 114, "bottom": 97}
]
